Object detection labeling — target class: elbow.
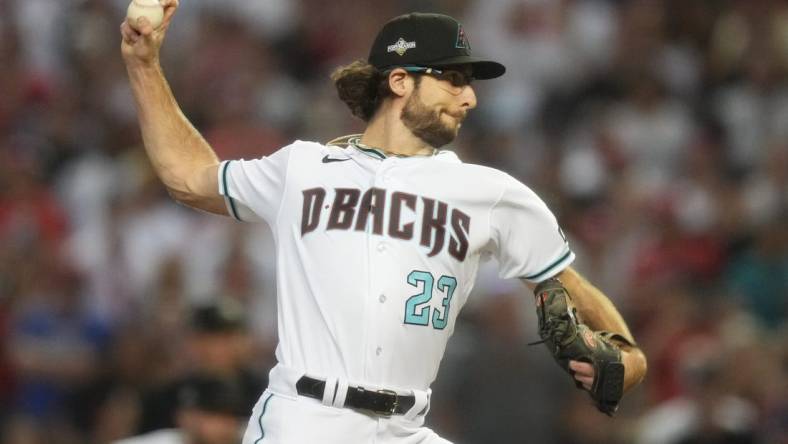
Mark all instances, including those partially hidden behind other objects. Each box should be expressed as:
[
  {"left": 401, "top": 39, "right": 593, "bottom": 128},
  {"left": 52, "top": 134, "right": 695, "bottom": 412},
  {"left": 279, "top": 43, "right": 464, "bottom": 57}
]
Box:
[
  {"left": 155, "top": 163, "right": 226, "bottom": 215},
  {"left": 166, "top": 186, "right": 201, "bottom": 208},
  {"left": 164, "top": 171, "right": 203, "bottom": 207},
  {"left": 165, "top": 182, "right": 227, "bottom": 216}
]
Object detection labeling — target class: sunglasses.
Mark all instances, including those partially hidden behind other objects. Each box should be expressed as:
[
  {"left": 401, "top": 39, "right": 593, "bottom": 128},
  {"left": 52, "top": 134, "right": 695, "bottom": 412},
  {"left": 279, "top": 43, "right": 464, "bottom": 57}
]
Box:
[{"left": 399, "top": 66, "right": 475, "bottom": 88}]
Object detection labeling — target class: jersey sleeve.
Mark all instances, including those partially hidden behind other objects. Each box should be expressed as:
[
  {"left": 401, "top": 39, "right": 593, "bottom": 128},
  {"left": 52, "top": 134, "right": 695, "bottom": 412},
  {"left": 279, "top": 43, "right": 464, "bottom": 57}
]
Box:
[
  {"left": 217, "top": 144, "right": 294, "bottom": 224},
  {"left": 489, "top": 176, "right": 575, "bottom": 283}
]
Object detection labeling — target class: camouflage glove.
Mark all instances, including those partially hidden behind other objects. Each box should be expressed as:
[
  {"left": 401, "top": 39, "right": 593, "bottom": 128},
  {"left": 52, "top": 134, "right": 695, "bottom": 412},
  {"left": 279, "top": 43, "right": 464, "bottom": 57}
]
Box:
[{"left": 531, "top": 278, "right": 630, "bottom": 416}]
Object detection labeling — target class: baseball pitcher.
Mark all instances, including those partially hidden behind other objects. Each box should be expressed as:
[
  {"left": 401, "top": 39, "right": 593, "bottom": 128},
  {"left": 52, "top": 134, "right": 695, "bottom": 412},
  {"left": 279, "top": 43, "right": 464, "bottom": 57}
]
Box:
[{"left": 120, "top": 2, "right": 648, "bottom": 443}]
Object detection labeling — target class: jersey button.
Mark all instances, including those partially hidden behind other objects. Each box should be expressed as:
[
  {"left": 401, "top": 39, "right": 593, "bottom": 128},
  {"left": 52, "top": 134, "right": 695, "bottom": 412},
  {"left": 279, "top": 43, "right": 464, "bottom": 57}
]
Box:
[
  {"left": 379, "top": 294, "right": 386, "bottom": 303},
  {"left": 377, "top": 242, "right": 387, "bottom": 252},
  {"left": 375, "top": 347, "right": 383, "bottom": 356}
]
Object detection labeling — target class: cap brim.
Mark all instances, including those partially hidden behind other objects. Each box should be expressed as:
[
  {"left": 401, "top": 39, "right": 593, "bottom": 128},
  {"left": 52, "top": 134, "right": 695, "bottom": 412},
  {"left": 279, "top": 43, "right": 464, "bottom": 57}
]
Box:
[{"left": 427, "top": 55, "right": 506, "bottom": 80}]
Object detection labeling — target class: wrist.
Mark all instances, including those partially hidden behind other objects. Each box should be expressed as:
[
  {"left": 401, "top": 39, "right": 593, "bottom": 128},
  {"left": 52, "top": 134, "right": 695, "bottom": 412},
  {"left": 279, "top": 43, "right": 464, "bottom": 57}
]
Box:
[
  {"left": 621, "top": 347, "right": 647, "bottom": 391},
  {"left": 123, "top": 55, "right": 162, "bottom": 72},
  {"left": 125, "top": 60, "right": 165, "bottom": 85}
]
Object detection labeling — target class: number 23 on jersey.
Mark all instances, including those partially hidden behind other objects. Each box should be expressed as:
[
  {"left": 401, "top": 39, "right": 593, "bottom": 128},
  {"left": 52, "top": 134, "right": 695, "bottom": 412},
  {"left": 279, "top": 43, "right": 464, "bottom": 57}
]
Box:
[{"left": 404, "top": 271, "right": 457, "bottom": 330}]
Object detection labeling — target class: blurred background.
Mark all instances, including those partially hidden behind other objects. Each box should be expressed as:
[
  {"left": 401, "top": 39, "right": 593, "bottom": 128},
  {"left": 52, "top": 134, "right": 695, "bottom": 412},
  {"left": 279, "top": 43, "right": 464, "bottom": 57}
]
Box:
[{"left": 0, "top": 0, "right": 787, "bottom": 443}]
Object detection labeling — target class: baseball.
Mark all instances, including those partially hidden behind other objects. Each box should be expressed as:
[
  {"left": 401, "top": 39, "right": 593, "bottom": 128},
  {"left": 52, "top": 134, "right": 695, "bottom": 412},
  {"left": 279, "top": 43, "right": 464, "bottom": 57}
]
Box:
[{"left": 127, "top": 0, "right": 164, "bottom": 30}]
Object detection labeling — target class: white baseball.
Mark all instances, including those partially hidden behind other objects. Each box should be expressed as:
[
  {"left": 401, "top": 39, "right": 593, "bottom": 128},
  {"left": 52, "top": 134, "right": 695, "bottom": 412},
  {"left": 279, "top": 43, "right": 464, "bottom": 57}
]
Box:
[{"left": 127, "top": 0, "right": 164, "bottom": 29}]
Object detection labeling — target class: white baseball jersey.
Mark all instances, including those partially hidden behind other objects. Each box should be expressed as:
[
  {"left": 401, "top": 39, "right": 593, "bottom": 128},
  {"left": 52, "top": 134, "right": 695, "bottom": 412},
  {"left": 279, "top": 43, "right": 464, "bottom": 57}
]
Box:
[{"left": 218, "top": 138, "right": 574, "bottom": 392}]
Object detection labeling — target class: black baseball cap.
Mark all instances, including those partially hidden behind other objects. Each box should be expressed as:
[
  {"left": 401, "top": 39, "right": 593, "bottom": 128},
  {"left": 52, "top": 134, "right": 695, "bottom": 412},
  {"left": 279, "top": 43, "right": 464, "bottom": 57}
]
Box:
[{"left": 368, "top": 12, "right": 506, "bottom": 80}]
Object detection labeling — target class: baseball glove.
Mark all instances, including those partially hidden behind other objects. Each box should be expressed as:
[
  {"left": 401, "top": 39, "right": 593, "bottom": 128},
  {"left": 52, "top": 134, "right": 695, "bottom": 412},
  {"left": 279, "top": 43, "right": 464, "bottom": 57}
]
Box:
[{"left": 531, "top": 278, "right": 630, "bottom": 415}]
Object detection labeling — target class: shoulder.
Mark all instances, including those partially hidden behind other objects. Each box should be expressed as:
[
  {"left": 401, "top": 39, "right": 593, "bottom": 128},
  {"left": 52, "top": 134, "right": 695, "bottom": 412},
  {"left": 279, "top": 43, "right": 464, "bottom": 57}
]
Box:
[
  {"left": 288, "top": 139, "right": 326, "bottom": 151},
  {"left": 437, "top": 154, "right": 535, "bottom": 195},
  {"left": 473, "top": 168, "right": 549, "bottom": 210},
  {"left": 436, "top": 151, "right": 511, "bottom": 178},
  {"left": 237, "top": 140, "right": 333, "bottom": 167},
  {"left": 280, "top": 139, "right": 347, "bottom": 159},
  {"left": 277, "top": 139, "right": 324, "bottom": 155}
]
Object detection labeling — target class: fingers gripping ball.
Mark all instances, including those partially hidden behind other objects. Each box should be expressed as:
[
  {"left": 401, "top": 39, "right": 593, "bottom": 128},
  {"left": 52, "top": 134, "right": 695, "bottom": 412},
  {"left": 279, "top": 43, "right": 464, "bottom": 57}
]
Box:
[
  {"left": 127, "top": 0, "right": 164, "bottom": 29},
  {"left": 532, "top": 278, "right": 628, "bottom": 415}
]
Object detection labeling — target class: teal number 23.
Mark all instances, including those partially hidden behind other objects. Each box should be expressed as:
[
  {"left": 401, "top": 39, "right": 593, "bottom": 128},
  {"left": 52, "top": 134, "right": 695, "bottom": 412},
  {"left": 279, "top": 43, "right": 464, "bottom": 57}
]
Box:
[{"left": 404, "top": 271, "right": 457, "bottom": 330}]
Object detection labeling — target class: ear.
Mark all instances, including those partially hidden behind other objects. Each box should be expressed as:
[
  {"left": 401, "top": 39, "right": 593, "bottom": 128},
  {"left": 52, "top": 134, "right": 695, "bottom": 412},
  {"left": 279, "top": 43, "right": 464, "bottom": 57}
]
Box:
[{"left": 387, "top": 68, "right": 412, "bottom": 98}]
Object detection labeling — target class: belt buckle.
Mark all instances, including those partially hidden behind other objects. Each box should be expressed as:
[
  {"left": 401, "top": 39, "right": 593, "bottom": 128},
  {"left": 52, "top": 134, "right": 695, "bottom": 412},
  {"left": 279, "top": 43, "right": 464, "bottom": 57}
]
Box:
[{"left": 375, "top": 389, "right": 399, "bottom": 416}]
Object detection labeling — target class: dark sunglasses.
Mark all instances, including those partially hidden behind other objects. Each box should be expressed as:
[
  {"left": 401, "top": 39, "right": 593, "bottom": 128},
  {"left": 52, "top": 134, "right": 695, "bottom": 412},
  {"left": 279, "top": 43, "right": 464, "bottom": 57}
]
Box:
[{"left": 399, "top": 66, "right": 475, "bottom": 88}]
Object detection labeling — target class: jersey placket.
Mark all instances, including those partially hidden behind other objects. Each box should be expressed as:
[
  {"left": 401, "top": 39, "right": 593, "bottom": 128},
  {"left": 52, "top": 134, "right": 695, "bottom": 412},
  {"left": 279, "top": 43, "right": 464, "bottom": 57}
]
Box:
[{"left": 362, "top": 156, "right": 398, "bottom": 384}]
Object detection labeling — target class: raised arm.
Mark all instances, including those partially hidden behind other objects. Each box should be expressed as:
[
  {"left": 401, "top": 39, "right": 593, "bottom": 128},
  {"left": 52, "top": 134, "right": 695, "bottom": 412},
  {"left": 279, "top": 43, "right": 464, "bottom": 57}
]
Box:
[{"left": 120, "top": 0, "right": 226, "bottom": 215}]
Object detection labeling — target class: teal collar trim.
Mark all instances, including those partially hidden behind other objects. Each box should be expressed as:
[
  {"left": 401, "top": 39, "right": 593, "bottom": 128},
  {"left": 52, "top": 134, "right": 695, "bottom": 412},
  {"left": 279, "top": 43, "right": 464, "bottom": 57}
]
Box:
[
  {"left": 350, "top": 138, "right": 386, "bottom": 160},
  {"left": 348, "top": 137, "right": 439, "bottom": 160}
]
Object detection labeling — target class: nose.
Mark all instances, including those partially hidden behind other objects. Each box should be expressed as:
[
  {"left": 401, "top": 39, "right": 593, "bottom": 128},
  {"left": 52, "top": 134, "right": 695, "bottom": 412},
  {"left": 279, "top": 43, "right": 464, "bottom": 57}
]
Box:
[{"left": 460, "top": 85, "right": 477, "bottom": 110}]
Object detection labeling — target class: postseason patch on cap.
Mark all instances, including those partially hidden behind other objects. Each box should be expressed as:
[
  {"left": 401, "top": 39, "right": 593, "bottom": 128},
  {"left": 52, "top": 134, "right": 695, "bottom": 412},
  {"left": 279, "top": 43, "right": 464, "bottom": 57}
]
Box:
[{"left": 387, "top": 37, "right": 417, "bottom": 56}]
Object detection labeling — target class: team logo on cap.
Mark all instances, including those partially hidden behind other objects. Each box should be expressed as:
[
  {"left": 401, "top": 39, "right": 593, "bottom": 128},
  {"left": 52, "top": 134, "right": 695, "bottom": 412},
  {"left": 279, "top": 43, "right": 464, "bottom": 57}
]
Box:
[
  {"left": 387, "top": 37, "right": 417, "bottom": 56},
  {"left": 455, "top": 25, "right": 470, "bottom": 50}
]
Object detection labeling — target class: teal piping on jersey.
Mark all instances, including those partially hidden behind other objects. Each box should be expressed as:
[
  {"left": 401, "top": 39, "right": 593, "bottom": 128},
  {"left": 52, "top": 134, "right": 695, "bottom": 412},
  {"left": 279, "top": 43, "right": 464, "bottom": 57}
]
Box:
[
  {"left": 220, "top": 160, "right": 242, "bottom": 221},
  {"left": 523, "top": 249, "right": 574, "bottom": 282},
  {"left": 350, "top": 138, "right": 386, "bottom": 160},
  {"left": 348, "top": 137, "right": 443, "bottom": 160},
  {"left": 254, "top": 393, "right": 274, "bottom": 444}
]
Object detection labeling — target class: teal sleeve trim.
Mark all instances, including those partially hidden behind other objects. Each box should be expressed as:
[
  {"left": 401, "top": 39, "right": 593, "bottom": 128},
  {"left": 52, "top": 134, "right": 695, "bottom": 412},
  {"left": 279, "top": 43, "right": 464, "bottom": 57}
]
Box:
[
  {"left": 253, "top": 393, "right": 274, "bottom": 444},
  {"left": 221, "top": 161, "right": 242, "bottom": 221},
  {"left": 523, "top": 249, "right": 573, "bottom": 281}
]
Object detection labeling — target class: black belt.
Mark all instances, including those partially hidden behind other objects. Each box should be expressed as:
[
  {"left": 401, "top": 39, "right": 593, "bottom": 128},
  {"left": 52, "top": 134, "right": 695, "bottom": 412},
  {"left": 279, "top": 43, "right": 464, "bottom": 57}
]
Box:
[{"left": 296, "top": 376, "right": 416, "bottom": 416}]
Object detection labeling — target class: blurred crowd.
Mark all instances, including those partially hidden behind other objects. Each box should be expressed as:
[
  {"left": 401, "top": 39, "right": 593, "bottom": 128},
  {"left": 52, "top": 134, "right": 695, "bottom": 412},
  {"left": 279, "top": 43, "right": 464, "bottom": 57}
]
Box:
[{"left": 0, "top": 0, "right": 786, "bottom": 443}]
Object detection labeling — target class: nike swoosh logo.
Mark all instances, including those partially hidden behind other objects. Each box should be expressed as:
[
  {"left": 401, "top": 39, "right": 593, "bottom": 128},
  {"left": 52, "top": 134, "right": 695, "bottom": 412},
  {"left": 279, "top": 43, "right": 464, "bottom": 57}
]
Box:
[{"left": 322, "top": 155, "right": 351, "bottom": 163}]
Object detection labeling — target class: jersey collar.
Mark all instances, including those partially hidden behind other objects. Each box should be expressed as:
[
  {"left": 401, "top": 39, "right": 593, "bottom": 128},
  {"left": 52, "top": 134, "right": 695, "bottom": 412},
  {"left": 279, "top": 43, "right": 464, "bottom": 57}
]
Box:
[{"left": 348, "top": 137, "right": 441, "bottom": 160}]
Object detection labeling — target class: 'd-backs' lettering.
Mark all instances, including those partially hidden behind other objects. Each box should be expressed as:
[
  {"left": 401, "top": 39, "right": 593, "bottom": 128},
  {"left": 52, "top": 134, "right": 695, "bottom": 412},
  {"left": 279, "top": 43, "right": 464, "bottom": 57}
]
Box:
[{"left": 301, "top": 187, "right": 471, "bottom": 262}]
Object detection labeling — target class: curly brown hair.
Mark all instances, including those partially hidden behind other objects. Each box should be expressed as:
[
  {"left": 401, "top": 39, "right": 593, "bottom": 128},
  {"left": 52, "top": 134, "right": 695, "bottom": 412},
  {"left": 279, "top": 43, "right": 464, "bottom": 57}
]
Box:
[{"left": 330, "top": 60, "right": 393, "bottom": 122}]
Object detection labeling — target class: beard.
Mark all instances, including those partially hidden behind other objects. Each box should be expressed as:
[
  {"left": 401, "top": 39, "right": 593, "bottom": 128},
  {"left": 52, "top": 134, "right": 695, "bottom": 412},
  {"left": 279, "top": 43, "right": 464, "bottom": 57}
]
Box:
[{"left": 400, "top": 88, "right": 462, "bottom": 148}]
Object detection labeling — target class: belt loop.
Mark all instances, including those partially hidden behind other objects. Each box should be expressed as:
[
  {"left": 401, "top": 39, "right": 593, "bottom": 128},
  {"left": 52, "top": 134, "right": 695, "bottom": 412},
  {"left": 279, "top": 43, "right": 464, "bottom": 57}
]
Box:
[
  {"left": 332, "top": 379, "right": 349, "bottom": 408},
  {"left": 322, "top": 377, "right": 338, "bottom": 407},
  {"left": 403, "top": 389, "right": 430, "bottom": 420}
]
